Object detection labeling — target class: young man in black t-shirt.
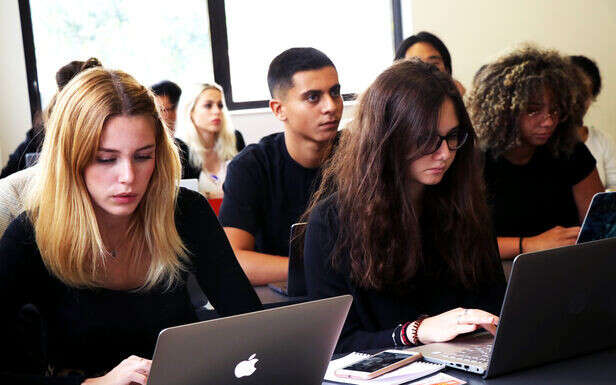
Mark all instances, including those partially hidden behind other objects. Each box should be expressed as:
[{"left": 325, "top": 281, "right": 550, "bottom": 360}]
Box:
[{"left": 219, "top": 48, "right": 343, "bottom": 285}]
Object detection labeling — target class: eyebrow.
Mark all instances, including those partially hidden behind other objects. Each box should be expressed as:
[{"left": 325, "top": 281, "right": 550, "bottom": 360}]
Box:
[
  {"left": 443, "top": 125, "right": 461, "bottom": 136},
  {"left": 98, "top": 144, "right": 155, "bottom": 153},
  {"left": 300, "top": 83, "right": 341, "bottom": 98}
]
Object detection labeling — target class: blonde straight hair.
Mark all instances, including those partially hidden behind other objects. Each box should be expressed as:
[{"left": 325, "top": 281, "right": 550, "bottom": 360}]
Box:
[
  {"left": 25, "top": 68, "right": 188, "bottom": 291},
  {"left": 176, "top": 83, "right": 237, "bottom": 168}
]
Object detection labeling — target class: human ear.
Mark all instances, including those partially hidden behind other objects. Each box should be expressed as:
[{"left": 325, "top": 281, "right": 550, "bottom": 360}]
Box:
[{"left": 270, "top": 99, "right": 287, "bottom": 122}]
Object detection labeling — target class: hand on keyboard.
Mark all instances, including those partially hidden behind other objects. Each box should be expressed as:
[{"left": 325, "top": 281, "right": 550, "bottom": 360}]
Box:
[{"left": 415, "top": 307, "right": 499, "bottom": 345}]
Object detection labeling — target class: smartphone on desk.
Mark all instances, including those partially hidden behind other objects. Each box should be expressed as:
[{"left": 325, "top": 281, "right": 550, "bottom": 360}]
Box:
[{"left": 335, "top": 350, "right": 422, "bottom": 380}]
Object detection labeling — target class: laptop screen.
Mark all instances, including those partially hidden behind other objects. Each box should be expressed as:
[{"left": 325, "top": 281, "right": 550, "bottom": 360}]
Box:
[{"left": 577, "top": 192, "right": 616, "bottom": 244}]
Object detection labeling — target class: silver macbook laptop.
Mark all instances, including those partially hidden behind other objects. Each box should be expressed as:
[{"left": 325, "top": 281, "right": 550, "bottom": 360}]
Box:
[
  {"left": 147, "top": 295, "right": 352, "bottom": 385},
  {"left": 413, "top": 237, "right": 616, "bottom": 378}
]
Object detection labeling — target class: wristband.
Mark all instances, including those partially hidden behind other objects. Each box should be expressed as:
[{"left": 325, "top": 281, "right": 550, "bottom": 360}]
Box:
[
  {"left": 408, "top": 315, "right": 429, "bottom": 345},
  {"left": 392, "top": 324, "right": 403, "bottom": 347}
]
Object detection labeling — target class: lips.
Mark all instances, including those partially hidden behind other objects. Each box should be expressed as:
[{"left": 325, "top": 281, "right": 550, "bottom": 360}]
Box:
[
  {"left": 210, "top": 118, "right": 221, "bottom": 125},
  {"left": 319, "top": 120, "right": 339, "bottom": 129},
  {"left": 426, "top": 167, "right": 445, "bottom": 174},
  {"left": 112, "top": 192, "right": 138, "bottom": 204}
]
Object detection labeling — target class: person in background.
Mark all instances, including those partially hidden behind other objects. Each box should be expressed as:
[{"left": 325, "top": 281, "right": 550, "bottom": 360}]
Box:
[
  {"left": 1, "top": 58, "right": 102, "bottom": 179},
  {"left": 151, "top": 80, "right": 182, "bottom": 132},
  {"left": 395, "top": 31, "right": 466, "bottom": 95},
  {"left": 303, "top": 59, "right": 505, "bottom": 353},
  {"left": 0, "top": 68, "right": 260, "bottom": 384},
  {"left": 467, "top": 46, "right": 603, "bottom": 259},
  {"left": 151, "top": 80, "right": 202, "bottom": 179},
  {"left": 219, "top": 47, "right": 343, "bottom": 285},
  {"left": 570, "top": 55, "right": 616, "bottom": 190},
  {"left": 175, "top": 83, "right": 245, "bottom": 197}
]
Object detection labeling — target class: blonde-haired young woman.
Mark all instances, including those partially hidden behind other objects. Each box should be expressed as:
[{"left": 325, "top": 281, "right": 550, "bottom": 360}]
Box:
[
  {"left": 175, "top": 83, "right": 245, "bottom": 198},
  {"left": 0, "top": 68, "right": 260, "bottom": 384}
]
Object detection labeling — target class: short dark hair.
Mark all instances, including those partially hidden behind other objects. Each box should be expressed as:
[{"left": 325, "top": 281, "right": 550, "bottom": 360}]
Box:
[
  {"left": 267, "top": 47, "right": 336, "bottom": 98},
  {"left": 151, "top": 80, "right": 182, "bottom": 105},
  {"left": 56, "top": 57, "right": 102, "bottom": 91},
  {"left": 394, "top": 31, "right": 452, "bottom": 75},
  {"left": 570, "top": 55, "right": 602, "bottom": 98}
]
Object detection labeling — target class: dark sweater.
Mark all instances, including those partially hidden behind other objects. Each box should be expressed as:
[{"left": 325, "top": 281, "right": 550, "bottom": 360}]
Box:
[
  {"left": 0, "top": 188, "right": 261, "bottom": 384},
  {"left": 304, "top": 197, "right": 506, "bottom": 353}
]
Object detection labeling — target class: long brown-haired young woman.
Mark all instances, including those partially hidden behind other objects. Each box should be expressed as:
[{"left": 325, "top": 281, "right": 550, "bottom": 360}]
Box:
[{"left": 303, "top": 59, "right": 506, "bottom": 353}]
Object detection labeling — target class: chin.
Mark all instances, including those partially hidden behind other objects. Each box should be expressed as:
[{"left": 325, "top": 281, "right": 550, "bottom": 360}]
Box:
[{"left": 312, "top": 129, "right": 338, "bottom": 143}]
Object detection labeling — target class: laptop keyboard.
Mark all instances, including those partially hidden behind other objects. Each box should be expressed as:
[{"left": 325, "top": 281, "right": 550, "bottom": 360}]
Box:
[{"left": 440, "top": 344, "right": 492, "bottom": 365}]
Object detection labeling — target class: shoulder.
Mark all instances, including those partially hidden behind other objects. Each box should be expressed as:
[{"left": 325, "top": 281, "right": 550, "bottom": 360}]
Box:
[
  {"left": 176, "top": 187, "right": 209, "bottom": 213},
  {"left": 234, "top": 130, "right": 246, "bottom": 151},
  {"left": 227, "top": 132, "right": 284, "bottom": 172}
]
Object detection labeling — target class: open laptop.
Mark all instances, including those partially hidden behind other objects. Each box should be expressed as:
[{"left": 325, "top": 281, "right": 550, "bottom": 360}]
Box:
[
  {"left": 413, "top": 237, "right": 616, "bottom": 378},
  {"left": 577, "top": 191, "right": 616, "bottom": 244},
  {"left": 147, "top": 295, "right": 352, "bottom": 385},
  {"left": 268, "top": 222, "right": 308, "bottom": 297}
]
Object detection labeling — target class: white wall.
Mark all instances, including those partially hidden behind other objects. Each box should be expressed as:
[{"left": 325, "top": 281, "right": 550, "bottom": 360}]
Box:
[
  {"left": 0, "top": 0, "right": 32, "bottom": 166},
  {"left": 410, "top": 0, "right": 616, "bottom": 138}
]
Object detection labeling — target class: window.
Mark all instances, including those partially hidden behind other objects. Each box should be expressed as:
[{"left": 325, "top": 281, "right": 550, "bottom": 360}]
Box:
[
  {"left": 20, "top": 0, "right": 404, "bottom": 117},
  {"left": 209, "top": 0, "right": 403, "bottom": 109},
  {"left": 22, "top": 0, "right": 212, "bottom": 115}
]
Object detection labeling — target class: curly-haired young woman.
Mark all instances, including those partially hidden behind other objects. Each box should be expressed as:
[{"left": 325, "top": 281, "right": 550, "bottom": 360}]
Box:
[{"left": 467, "top": 46, "right": 603, "bottom": 259}]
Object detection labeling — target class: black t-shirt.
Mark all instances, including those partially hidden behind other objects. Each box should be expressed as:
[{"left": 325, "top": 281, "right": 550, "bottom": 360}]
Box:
[
  {"left": 484, "top": 142, "right": 596, "bottom": 237},
  {"left": 304, "top": 196, "right": 506, "bottom": 353},
  {"left": 219, "top": 132, "right": 322, "bottom": 257},
  {"left": 0, "top": 188, "right": 261, "bottom": 384}
]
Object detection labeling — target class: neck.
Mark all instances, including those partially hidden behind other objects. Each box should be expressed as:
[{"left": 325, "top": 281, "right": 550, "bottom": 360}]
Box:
[
  {"left": 200, "top": 130, "right": 218, "bottom": 150},
  {"left": 578, "top": 125, "right": 589, "bottom": 143},
  {"left": 503, "top": 144, "right": 536, "bottom": 165},
  {"left": 95, "top": 209, "right": 130, "bottom": 250},
  {"left": 284, "top": 130, "right": 334, "bottom": 169}
]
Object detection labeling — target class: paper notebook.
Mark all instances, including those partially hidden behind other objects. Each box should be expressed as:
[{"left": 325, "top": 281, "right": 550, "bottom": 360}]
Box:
[{"left": 324, "top": 352, "right": 444, "bottom": 385}]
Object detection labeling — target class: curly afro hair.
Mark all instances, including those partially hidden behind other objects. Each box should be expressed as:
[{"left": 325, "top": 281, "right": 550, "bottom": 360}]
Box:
[{"left": 467, "top": 45, "right": 586, "bottom": 159}]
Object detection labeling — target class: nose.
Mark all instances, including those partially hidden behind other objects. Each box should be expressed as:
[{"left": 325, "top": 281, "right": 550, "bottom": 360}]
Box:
[
  {"left": 321, "top": 94, "right": 339, "bottom": 115},
  {"left": 432, "top": 139, "right": 452, "bottom": 161},
  {"left": 118, "top": 159, "right": 135, "bottom": 184},
  {"left": 541, "top": 113, "right": 557, "bottom": 127}
]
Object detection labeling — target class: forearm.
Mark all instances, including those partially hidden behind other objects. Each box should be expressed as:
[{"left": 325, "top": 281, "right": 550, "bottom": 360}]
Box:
[
  {"left": 496, "top": 237, "right": 521, "bottom": 260},
  {"left": 233, "top": 249, "right": 288, "bottom": 285}
]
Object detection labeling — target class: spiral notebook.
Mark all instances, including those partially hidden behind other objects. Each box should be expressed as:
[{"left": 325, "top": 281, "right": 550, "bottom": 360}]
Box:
[{"left": 324, "top": 352, "right": 444, "bottom": 385}]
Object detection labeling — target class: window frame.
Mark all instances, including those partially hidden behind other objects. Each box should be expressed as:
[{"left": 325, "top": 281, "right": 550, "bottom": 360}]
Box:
[{"left": 19, "top": 0, "right": 404, "bottom": 120}]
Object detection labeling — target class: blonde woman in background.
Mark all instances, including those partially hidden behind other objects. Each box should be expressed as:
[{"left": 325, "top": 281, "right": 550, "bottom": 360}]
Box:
[
  {"left": 0, "top": 68, "right": 259, "bottom": 384},
  {"left": 176, "top": 83, "right": 245, "bottom": 198}
]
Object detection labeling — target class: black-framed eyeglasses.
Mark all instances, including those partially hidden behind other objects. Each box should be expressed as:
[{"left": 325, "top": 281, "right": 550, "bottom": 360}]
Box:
[{"left": 425, "top": 127, "right": 468, "bottom": 154}]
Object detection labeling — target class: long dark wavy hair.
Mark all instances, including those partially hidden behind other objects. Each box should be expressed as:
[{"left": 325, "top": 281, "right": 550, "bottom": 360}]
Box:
[{"left": 304, "top": 59, "right": 500, "bottom": 292}]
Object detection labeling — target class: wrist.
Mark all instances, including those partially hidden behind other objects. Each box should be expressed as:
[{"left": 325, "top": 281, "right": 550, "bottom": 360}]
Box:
[{"left": 406, "top": 315, "right": 429, "bottom": 345}]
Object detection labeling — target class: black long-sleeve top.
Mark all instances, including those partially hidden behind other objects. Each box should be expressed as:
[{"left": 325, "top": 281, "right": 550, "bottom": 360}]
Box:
[
  {"left": 304, "top": 197, "right": 506, "bottom": 353},
  {"left": 0, "top": 188, "right": 261, "bottom": 384}
]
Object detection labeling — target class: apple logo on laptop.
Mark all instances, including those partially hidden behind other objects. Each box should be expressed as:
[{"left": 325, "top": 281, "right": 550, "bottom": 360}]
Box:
[{"left": 234, "top": 353, "right": 259, "bottom": 378}]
